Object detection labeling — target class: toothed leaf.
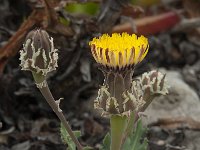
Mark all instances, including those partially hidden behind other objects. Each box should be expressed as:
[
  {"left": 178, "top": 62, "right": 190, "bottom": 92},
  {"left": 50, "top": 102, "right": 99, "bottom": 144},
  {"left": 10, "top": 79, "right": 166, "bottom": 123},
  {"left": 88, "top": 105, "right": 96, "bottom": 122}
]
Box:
[
  {"left": 100, "top": 132, "right": 111, "bottom": 150},
  {"left": 122, "top": 119, "right": 148, "bottom": 150},
  {"left": 60, "top": 123, "right": 81, "bottom": 150}
]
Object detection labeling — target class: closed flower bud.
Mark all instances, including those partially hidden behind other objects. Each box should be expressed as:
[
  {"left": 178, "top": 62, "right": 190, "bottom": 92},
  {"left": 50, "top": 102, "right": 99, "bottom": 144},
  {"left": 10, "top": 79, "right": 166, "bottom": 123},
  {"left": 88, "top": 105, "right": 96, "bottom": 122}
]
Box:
[
  {"left": 135, "top": 70, "right": 169, "bottom": 112},
  {"left": 140, "top": 70, "right": 168, "bottom": 98},
  {"left": 19, "top": 29, "right": 58, "bottom": 77}
]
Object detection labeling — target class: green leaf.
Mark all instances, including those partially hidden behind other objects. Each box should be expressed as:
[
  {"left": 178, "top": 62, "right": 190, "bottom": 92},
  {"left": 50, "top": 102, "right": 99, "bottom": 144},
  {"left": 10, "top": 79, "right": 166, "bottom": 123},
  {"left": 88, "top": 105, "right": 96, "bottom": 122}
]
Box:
[
  {"left": 59, "top": 17, "right": 70, "bottom": 26},
  {"left": 122, "top": 119, "right": 148, "bottom": 150},
  {"left": 65, "top": 2, "right": 99, "bottom": 16},
  {"left": 103, "top": 132, "right": 111, "bottom": 150},
  {"left": 60, "top": 123, "right": 81, "bottom": 150},
  {"left": 100, "top": 132, "right": 111, "bottom": 150},
  {"left": 125, "top": 111, "right": 135, "bottom": 137},
  {"left": 83, "top": 146, "right": 94, "bottom": 150}
]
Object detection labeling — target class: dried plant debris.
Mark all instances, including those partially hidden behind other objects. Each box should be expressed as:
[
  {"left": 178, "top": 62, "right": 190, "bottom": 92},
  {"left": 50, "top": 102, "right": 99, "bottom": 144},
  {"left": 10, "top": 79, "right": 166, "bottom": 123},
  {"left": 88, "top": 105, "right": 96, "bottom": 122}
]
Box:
[{"left": 0, "top": 0, "right": 200, "bottom": 149}]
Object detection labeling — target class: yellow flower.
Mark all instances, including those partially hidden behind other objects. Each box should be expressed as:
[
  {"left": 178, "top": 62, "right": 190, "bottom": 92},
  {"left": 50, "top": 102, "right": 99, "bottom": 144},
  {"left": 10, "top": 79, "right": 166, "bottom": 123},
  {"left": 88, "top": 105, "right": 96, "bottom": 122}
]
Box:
[{"left": 89, "top": 33, "right": 149, "bottom": 70}]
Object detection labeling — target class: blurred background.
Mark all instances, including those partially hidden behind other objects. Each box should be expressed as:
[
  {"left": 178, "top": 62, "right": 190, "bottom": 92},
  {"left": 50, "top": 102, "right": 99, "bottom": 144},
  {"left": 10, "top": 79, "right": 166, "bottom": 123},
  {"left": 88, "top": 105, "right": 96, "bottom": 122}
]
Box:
[{"left": 0, "top": 0, "right": 200, "bottom": 149}]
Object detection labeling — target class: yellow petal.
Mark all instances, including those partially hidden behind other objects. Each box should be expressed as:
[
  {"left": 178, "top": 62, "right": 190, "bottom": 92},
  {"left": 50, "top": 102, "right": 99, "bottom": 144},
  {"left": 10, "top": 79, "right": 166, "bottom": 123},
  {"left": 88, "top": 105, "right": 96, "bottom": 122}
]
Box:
[{"left": 89, "top": 33, "right": 149, "bottom": 70}]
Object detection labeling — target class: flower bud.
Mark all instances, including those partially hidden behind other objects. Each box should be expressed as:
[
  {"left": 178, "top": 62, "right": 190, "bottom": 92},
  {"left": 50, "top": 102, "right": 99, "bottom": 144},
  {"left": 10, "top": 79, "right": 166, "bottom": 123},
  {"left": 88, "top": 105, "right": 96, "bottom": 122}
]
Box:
[
  {"left": 140, "top": 70, "right": 168, "bottom": 99},
  {"left": 94, "top": 70, "right": 169, "bottom": 116},
  {"left": 19, "top": 29, "right": 58, "bottom": 77},
  {"left": 135, "top": 70, "right": 169, "bottom": 112}
]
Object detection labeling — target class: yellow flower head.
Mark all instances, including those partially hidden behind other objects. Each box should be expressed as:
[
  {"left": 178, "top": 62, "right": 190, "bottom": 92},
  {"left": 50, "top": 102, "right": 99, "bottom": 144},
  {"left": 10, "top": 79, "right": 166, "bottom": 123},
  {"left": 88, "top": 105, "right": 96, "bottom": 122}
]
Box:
[{"left": 89, "top": 33, "right": 149, "bottom": 70}]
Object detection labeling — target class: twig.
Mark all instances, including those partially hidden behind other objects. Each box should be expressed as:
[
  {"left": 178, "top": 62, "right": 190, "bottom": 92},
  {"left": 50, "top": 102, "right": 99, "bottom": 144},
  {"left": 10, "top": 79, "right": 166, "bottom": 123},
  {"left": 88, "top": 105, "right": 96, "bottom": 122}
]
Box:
[
  {"left": 0, "top": 10, "right": 44, "bottom": 74},
  {"left": 0, "top": 26, "right": 14, "bottom": 35},
  {"left": 166, "top": 144, "right": 187, "bottom": 150},
  {"left": 172, "top": 18, "right": 200, "bottom": 32},
  {"left": 149, "top": 117, "right": 200, "bottom": 130},
  {"left": 97, "top": 0, "right": 130, "bottom": 32},
  {"left": 0, "top": 0, "right": 74, "bottom": 75},
  {"left": 43, "top": 0, "right": 74, "bottom": 36},
  {"left": 113, "top": 11, "right": 181, "bottom": 35},
  {"left": 148, "top": 141, "right": 188, "bottom": 150}
]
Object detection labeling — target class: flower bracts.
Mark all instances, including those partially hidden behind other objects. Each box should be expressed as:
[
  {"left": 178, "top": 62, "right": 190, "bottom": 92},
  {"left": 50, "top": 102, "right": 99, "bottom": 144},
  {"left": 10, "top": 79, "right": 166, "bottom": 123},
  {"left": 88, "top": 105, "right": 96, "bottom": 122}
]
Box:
[
  {"left": 20, "top": 29, "right": 58, "bottom": 76},
  {"left": 94, "top": 70, "right": 168, "bottom": 116}
]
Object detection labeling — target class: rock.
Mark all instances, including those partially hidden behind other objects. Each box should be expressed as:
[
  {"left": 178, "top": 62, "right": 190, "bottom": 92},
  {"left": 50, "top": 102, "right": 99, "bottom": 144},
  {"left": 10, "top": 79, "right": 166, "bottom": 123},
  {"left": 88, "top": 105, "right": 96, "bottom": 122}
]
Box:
[
  {"left": 144, "top": 70, "right": 200, "bottom": 124},
  {"left": 11, "top": 141, "right": 30, "bottom": 150},
  {"left": 182, "top": 61, "right": 200, "bottom": 97},
  {"left": 143, "top": 70, "right": 200, "bottom": 150},
  {"left": 182, "top": 130, "right": 200, "bottom": 150}
]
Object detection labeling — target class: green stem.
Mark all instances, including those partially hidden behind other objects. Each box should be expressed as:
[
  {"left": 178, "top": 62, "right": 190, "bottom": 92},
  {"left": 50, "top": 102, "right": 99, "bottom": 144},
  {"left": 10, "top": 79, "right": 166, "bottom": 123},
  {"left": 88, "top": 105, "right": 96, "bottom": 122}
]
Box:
[
  {"left": 122, "top": 111, "right": 135, "bottom": 144},
  {"left": 110, "top": 115, "right": 128, "bottom": 150}
]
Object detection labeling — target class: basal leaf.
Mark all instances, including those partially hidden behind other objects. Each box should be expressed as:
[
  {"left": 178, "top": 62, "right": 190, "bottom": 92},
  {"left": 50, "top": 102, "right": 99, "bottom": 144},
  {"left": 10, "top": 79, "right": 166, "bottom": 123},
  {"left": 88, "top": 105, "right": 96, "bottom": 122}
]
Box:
[
  {"left": 122, "top": 119, "right": 148, "bottom": 150},
  {"left": 60, "top": 123, "right": 81, "bottom": 150},
  {"left": 100, "top": 132, "right": 111, "bottom": 150}
]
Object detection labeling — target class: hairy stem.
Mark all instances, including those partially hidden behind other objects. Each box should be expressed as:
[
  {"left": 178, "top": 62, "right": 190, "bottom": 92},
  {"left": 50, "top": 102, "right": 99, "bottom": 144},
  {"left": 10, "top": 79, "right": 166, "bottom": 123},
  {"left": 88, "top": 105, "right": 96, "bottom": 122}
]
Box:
[
  {"left": 110, "top": 115, "right": 128, "bottom": 150},
  {"left": 37, "top": 80, "right": 83, "bottom": 150}
]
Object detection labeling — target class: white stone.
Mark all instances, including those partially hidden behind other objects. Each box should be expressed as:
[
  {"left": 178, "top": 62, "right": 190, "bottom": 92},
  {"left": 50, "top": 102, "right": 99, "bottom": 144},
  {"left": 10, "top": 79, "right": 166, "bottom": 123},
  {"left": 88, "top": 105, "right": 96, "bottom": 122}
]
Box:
[
  {"left": 143, "top": 70, "right": 200, "bottom": 149},
  {"left": 144, "top": 70, "right": 200, "bottom": 124}
]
